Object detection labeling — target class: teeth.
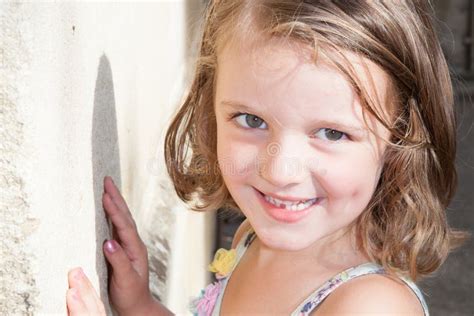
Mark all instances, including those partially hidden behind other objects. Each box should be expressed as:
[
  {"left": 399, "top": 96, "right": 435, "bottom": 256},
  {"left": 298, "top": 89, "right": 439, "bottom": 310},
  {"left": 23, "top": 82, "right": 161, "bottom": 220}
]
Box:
[{"left": 264, "top": 194, "right": 318, "bottom": 211}]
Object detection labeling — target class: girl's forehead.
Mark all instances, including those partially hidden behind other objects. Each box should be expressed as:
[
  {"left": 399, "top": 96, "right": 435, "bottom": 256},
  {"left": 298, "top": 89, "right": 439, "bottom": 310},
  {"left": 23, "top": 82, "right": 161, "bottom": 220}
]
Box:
[{"left": 216, "top": 39, "right": 391, "bottom": 119}]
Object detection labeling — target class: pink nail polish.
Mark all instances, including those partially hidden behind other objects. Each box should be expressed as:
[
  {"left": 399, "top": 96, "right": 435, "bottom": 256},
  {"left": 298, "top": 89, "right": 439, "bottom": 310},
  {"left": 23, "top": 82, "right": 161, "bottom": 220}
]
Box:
[{"left": 105, "top": 240, "right": 118, "bottom": 253}]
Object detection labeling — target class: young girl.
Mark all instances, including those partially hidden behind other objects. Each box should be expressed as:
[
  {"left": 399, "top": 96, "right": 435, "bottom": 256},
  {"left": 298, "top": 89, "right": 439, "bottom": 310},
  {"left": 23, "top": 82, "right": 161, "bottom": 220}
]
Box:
[{"left": 66, "top": 0, "right": 470, "bottom": 315}]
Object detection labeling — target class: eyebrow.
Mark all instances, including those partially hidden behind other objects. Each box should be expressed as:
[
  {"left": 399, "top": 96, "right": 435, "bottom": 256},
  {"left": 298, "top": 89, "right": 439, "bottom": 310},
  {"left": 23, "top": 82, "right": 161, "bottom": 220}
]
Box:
[{"left": 219, "top": 99, "right": 368, "bottom": 136}]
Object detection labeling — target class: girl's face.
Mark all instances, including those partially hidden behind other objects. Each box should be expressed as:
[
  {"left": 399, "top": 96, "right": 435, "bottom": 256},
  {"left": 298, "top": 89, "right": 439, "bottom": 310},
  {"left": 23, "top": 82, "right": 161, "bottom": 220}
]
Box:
[{"left": 214, "top": 39, "right": 391, "bottom": 254}]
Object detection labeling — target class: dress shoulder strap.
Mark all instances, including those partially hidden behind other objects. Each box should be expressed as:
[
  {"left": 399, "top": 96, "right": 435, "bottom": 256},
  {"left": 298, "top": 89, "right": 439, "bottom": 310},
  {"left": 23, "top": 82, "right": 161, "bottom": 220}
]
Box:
[
  {"left": 209, "top": 225, "right": 256, "bottom": 316},
  {"left": 291, "top": 262, "right": 430, "bottom": 316}
]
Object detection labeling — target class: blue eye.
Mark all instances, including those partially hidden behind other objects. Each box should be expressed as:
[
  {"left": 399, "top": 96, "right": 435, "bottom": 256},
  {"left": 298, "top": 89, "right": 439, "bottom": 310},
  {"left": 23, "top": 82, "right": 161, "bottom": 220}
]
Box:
[
  {"left": 231, "top": 112, "right": 267, "bottom": 129},
  {"left": 314, "top": 128, "right": 348, "bottom": 141}
]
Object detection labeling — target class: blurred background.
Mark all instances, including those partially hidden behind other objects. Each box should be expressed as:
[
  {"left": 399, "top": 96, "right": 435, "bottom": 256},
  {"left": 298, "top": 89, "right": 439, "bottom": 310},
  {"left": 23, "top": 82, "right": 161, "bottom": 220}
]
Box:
[{"left": 416, "top": 1, "right": 474, "bottom": 315}]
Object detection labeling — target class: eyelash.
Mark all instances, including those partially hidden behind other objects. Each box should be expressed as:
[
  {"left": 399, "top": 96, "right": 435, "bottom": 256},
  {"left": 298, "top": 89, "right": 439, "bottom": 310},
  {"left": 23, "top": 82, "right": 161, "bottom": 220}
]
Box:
[{"left": 227, "top": 111, "right": 351, "bottom": 141}]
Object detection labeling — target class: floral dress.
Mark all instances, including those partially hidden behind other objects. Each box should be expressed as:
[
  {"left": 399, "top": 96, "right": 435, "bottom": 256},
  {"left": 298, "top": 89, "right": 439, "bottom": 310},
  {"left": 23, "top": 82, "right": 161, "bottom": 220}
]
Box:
[{"left": 189, "top": 227, "right": 430, "bottom": 316}]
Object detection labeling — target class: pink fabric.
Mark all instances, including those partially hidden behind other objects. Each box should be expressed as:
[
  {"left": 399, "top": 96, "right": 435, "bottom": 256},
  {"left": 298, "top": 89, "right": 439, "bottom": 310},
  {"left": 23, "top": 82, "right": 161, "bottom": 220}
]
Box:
[{"left": 190, "top": 281, "right": 222, "bottom": 316}]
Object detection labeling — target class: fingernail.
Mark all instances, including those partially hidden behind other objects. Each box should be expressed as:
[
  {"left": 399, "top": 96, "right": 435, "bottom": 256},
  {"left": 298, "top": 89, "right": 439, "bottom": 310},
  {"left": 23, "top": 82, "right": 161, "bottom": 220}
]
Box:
[
  {"left": 105, "top": 240, "right": 118, "bottom": 253},
  {"left": 74, "top": 268, "right": 84, "bottom": 280}
]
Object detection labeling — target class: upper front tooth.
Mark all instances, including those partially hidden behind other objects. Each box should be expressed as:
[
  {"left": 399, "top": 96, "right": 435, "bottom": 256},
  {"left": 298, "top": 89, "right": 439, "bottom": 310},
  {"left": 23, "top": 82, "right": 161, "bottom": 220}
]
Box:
[
  {"left": 271, "top": 196, "right": 283, "bottom": 204},
  {"left": 266, "top": 195, "right": 306, "bottom": 205}
]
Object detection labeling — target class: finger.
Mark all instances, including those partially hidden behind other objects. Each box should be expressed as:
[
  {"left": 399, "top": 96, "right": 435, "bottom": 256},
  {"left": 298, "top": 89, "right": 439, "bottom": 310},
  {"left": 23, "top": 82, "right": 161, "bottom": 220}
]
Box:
[
  {"left": 104, "top": 239, "right": 145, "bottom": 281},
  {"left": 68, "top": 268, "right": 104, "bottom": 314},
  {"left": 66, "top": 288, "right": 87, "bottom": 316},
  {"left": 103, "top": 191, "right": 135, "bottom": 234},
  {"left": 68, "top": 268, "right": 97, "bottom": 311},
  {"left": 102, "top": 176, "right": 145, "bottom": 258},
  {"left": 103, "top": 176, "right": 131, "bottom": 216},
  {"left": 102, "top": 192, "right": 145, "bottom": 261},
  {"left": 67, "top": 288, "right": 106, "bottom": 316}
]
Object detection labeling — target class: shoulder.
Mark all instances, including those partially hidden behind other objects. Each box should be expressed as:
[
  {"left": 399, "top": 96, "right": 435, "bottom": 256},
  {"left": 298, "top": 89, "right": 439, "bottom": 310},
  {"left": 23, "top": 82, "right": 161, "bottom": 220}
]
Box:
[
  {"left": 313, "top": 273, "right": 425, "bottom": 315},
  {"left": 231, "top": 218, "right": 251, "bottom": 249}
]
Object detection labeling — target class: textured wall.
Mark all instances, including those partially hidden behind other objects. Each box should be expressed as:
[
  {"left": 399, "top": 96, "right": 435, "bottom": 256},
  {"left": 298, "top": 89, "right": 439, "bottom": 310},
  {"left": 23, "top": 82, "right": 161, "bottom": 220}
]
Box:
[
  {"left": 0, "top": 2, "right": 214, "bottom": 315},
  {"left": 0, "top": 4, "right": 39, "bottom": 313}
]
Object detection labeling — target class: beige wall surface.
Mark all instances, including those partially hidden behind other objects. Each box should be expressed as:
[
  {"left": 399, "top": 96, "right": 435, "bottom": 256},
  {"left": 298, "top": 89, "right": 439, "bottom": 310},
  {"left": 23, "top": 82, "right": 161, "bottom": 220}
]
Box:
[{"left": 0, "top": 1, "right": 214, "bottom": 315}]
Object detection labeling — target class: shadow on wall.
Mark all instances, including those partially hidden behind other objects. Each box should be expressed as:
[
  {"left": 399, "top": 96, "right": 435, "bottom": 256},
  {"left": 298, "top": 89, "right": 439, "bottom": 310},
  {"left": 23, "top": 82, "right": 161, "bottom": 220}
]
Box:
[{"left": 92, "top": 54, "right": 122, "bottom": 313}]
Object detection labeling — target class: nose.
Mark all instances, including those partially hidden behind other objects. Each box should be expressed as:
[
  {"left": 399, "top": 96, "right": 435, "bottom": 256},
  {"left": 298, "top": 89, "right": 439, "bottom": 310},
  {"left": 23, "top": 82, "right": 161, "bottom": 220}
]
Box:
[{"left": 258, "top": 136, "right": 310, "bottom": 188}]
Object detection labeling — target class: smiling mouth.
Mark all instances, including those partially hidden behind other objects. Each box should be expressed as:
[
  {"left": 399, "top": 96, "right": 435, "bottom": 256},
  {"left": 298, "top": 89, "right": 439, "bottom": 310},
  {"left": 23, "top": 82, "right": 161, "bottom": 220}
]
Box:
[
  {"left": 254, "top": 188, "right": 322, "bottom": 223},
  {"left": 265, "top": 195, "right": 318, "bottom": 211},
  {"left": 255, "top": 189, "right": 321, "bottom": 212}
]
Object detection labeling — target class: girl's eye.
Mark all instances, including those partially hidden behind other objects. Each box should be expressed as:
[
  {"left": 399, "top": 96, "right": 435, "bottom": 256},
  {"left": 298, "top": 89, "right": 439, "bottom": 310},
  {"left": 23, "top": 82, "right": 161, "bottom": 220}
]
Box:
[
  {"left": 314, "top": 128, "right": 348, "bottom": 141},
  {"left": 228, "top": 112, "right": 348, "bottom": 141},
  {"left": 230, "top": 112, "right": 267, "bottom": 129}
]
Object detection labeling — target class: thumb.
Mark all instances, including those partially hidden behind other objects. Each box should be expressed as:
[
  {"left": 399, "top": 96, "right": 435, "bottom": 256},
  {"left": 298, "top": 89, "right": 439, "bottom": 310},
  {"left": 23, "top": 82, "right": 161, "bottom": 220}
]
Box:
[{"left": 103, "top": 240, "right": 136, "bottom": 283}]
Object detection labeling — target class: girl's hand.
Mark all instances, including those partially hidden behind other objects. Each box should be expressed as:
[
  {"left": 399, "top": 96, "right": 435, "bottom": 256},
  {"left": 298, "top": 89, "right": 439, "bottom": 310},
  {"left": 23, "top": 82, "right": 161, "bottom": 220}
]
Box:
[
  {"left": 67, "top": 176, "right": 155, "bottom": 315},
  {"left": 101, "top": 176, "right": 154, "bottom": 315},
  {"left": 66, "top": 267, "right": 106, "bottom": 315}
]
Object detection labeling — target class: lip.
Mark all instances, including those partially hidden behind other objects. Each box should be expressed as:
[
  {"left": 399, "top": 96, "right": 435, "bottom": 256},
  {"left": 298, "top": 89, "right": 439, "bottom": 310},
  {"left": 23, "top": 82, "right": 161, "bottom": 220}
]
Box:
[
  {"left": 259, "top": 191, "right": 315, "bottom": 202},
  {"left": 254, "top": 188, "right": 321, "bottom": 224}
]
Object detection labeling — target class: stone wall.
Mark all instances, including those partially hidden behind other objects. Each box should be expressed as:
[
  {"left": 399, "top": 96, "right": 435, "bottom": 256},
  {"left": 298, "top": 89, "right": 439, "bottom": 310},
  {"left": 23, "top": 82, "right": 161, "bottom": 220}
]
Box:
[{"left": 0, "top": 2, "right": 214, "bottom": 314}]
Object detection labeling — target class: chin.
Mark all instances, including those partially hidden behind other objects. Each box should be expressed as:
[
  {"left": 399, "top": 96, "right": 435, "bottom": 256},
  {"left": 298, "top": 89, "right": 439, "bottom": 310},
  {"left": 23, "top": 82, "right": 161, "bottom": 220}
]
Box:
[{"left": 256, "top": 228, "right": 318, "bottom": 252}]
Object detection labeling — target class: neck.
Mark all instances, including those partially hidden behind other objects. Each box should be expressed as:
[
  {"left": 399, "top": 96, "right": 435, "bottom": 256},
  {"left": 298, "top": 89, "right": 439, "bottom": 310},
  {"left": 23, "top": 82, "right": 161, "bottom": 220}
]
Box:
[{"left": 250, "top": 226, "right": 368, "bottom": 271}]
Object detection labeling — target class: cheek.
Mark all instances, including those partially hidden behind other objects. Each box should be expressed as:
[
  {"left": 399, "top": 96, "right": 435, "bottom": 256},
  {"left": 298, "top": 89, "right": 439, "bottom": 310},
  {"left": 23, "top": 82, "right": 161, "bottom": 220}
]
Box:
[
  {"left": 217, "top": 131, "right": 259, "bottom": 183},
  {"left": 318, "top": 149, "right": 382, "bottom": 201}
]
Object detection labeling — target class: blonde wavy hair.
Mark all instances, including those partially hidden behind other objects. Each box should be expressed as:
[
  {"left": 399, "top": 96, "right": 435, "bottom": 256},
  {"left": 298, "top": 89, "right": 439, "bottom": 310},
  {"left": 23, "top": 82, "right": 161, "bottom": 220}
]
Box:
[{"left": 164, "top": 0, "right": 470, "bottom": 281}]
